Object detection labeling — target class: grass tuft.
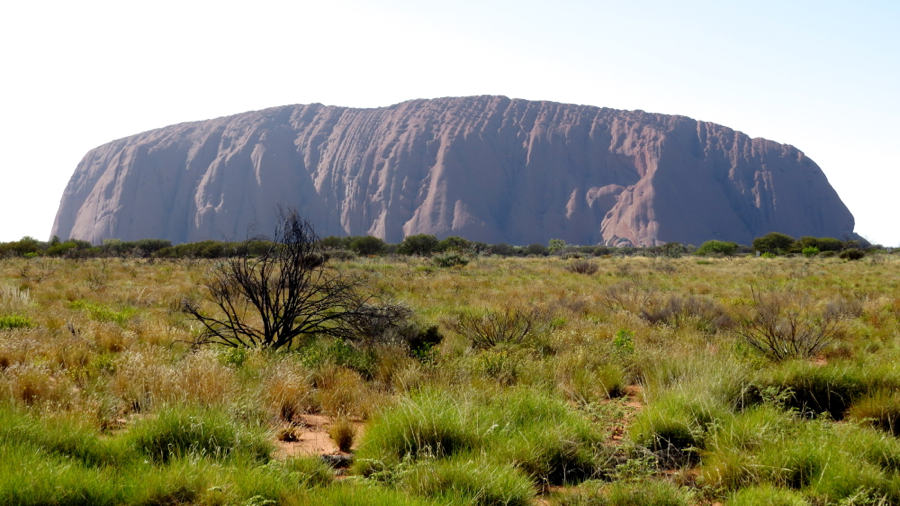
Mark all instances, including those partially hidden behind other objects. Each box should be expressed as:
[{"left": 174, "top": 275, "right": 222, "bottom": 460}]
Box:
[
  {"left": 402, "top": 455, "right": 534, "bottom": 506},
  {"left": 126, "top": 405, "right": 271, "bottom": 463},
  {"left": 329, "top": 416, "right": 356, "bottom": 452}
]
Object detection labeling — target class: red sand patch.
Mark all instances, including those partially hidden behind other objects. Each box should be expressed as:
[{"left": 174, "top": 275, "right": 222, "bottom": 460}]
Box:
[{"left": 273, "top": 414, "right": 364, "bottom": 459}]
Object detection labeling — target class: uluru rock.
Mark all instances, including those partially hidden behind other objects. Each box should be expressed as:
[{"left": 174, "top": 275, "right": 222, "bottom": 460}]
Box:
[{"left": 52, "top": 96, "right": 856, "bottom": 246}]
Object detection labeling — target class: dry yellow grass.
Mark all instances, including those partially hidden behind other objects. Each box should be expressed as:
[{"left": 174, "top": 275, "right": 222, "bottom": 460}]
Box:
[{"left": 0, "top": 254, "right": 897, "bottom": 466}]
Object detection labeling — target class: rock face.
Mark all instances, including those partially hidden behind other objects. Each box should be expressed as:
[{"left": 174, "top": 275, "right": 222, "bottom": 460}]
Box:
[{"left": 52, "top": 96, "right": 856, "bottom": 246}]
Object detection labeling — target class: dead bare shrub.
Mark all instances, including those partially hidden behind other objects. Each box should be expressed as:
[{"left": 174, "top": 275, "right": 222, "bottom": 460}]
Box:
[
  {"left": 565, "top": 259, "right": 599, "bottom": 275},
  {"left": 183, "top": 209, "right": 407, "bottom": 350},
  {"left": 18, "top": 258, "right": 57, "bottom": 283},
  {"left": 445, "top": 305, "right": 547, "bottom": 349},
  {"left": 640, "top": 294, "right": 734, "bottom": 332},
  {"left": 650, "top": 258, "right": 678, "bottom": 274},
  {"left": 738, "top": 287, "right": 845, "bottom": 361},
  {"left": 824, "top": 295, "right": 865, "bottom": 319},
  {"left": 598, "top": 281, "right": 654, "bottom": 314}
]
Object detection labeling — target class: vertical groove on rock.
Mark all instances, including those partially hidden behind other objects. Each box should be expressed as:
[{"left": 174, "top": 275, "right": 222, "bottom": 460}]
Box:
[{"left": 52, "top": 96, "right": 855, "bottom": 246}]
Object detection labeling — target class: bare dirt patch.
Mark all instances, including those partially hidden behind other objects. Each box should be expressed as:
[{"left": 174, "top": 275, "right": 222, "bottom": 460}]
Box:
[
  {"left": 273, "top": 414, "right": 364, "bottom": 459},
  {"left": 607, "top": 384, "right": 643, "bottom": 444}
]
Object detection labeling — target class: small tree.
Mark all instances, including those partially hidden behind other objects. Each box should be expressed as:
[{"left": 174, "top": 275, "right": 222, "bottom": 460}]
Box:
[
  {"left": 548, "top": 239, "right": 567, "bottom": 254},
  {"left": 695, "top": 240, "right": 738, "bottom": 257},
  {"left": 752, "top": 232, "right": 795, "bottom": 255},
  {"left": 349, "top": 235, "right": 387, "bottom": 256},
  {"left": 397, "top": 234, "right": 439, "bottom": 256},
  {"left": 526, "top": 243, "right": 549, "bottom": 256},
  {"left": 182, "top": 210, "right": 405, "bottom": 350},
  {"left": 437, "top": 236, "right": 471, "bottom": 252},
  {"left": 488, "top": 243, "right": 515, "bottom": 256}
]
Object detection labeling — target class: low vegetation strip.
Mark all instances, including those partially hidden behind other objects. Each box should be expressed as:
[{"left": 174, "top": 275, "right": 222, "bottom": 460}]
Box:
[{"left": 0, "top": 244, "right": 898, "bottom": 504}]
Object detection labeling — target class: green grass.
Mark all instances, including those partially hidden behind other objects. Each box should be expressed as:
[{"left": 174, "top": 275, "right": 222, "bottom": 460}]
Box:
[
  {"left": 740, "top": 360, "right": 900, "bottom": 419},
  {"left": 356, "top": 387, "right": 604, "bottom": 485},
  {"left": 401, "top": 454, "right": 534, "bottom": 506},
  {"left": 0, "top": 403, "right": 329, "bottom": 506},
  {"left": 0, "top": 254, "right": 899, "bottom": 504},
  {"left": 126, "top": 405, "right": 272, "bottom": 463},
  {"left": 846, "top": 388, "right": 900, "bottom": 435},
  {"left": 630, "top": 390, "right": 731, "bottom": 455},
  {"left": 0, "top": 404, "right": 129, "bottom": 467},
  {"left": 557, "top": 480, "right": 691, "bottom": 506},
  {"left": 700, "top": 406, "right": 900, "bottom": 502},
  {"left": 725, "top": 484, "right": 809, "bottom": 506}
]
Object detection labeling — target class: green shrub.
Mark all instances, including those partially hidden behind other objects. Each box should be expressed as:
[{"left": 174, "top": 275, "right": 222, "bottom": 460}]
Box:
[
  {"left": 0, "top": 314, "right": 32, "bottom": 330},
  {"left": 437, "top": 236, "right": 472, "bottom": 252},
  {"left": 801, "top": 246, "right": 819, "bottom": 258},
  {"left": 794, "top": 236, "right": 844, "bottom": 253},
  {"left": 397, "top": 235, "right": 440, "bottom": 256},
  {"left": 526, "top": 243, "right": 549, "bottom": 256},
  {"left": 840, "top": 248, "right": 866, "bottom": 260},
  {"left": 548, "top": 239, "right": 567, "bottom": 254},
  {"left": 299, "top": 338, "right": 377, "bottom": 375},
  {"left": 349, "top": 235, "right": 388, "bottom": 256},
  {"left": 613, "top": 329, "right": 635, "bottom": 354},
  {"left": 431, "top": 251, "right": 470, "bottom": 268},
  {"left": 70, "top": 300, "right": 135, "bottom": 326},
  {"left": 488, "top": 243, "right": 516, "bottom": 256}
]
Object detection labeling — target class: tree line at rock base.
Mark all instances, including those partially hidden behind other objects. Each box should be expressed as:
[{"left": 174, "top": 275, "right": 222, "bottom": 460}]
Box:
[{"left": 0, "top": 231, "right": 881, "bottom": 260}]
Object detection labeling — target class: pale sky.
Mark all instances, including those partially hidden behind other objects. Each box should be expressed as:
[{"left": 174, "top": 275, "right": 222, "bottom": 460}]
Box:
[{"left": 1, "top": 0, "right": 897, "bottom": 245}]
